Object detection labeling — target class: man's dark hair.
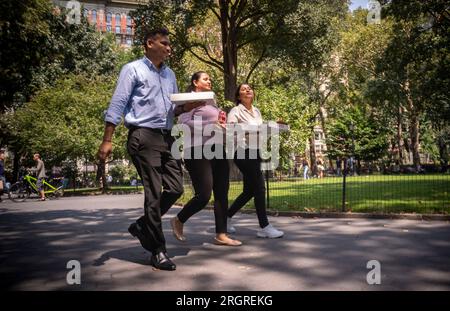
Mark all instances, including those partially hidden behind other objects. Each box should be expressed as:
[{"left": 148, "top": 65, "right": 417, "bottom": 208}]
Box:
[{"left": 143, "top": 27, "right": 169, "bottom": 47}]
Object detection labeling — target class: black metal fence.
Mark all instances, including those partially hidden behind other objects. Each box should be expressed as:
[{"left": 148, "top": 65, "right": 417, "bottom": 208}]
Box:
[
  {"left": 180, "top": 161, "right": 450, "bottom": 214},
  {"left": 5, "top": 161, "right": 447, "bottom": 215}
]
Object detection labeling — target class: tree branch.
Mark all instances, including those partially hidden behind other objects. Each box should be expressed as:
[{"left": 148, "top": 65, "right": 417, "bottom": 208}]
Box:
[
  {"left": 237, "top": 36, "right": 263, "bottom": 49},
  {"left": 188, "top": 48, "right": 224, "bottom": 72},
  {"left": 245, "top": 48, "right": 267, "bottom": 82},
  {"left": 189, "top": 42, "right": 224, "bottom": 68},
  {"left": 207, "top": 2, "right": 221, "bottom": 21},
  {"left": 230, "top": 0, "right": 239, "bottom": 19},
  {"left": 236, "top": 7, "right": 270, "bottom": 28}
]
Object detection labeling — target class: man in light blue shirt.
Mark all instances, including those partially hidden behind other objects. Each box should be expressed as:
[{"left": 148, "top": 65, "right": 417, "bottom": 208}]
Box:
[
  {"left": 98, "top": 28, "right": 185, "bottom": 271},
  {"left": 104, "top": 45, "right": 178, "bottom": 130}
]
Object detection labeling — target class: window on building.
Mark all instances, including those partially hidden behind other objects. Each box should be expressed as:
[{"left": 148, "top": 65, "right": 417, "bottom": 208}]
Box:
[
  {"left": 83, "top": 8, "right": 89, "bottom": 18},
  {"left": 106, "top": 24, "right": 112, "bottom": 32},
  {"left": 116, "top": 36, "right": 122, "bottom": 45},
  {"left": 126, "top": 15, "right": 132, "bottom": 25},
  {"left": 315, "top": 132, "right": 322, "bottom": 141},
  {"left": 126, "top": 37, "right": 132, "bottom": 46},
  {"left": 91, "top": 10, "right": 97, "bottom": 24},
  {"left": 115, "top": 14, "right": 121, "bottom": 33},
  {"left": 126, "top": 26, "right": 132, "bottom": 35},
  {"left": 106, "top": 12, "right": 112, "bottom": 23}
]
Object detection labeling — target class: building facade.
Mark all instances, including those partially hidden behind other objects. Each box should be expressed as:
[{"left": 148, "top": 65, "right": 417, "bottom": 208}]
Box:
[{"left": 53, "top": 0, "right": 149, "bottom": 47}]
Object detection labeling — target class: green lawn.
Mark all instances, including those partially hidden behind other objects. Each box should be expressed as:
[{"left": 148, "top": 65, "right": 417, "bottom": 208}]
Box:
[
  {"left": 63, "top": 186, "right": 143, "bottom": 195},
  {"left": 63, "top": 175, "right": 449, "bottom": 214},
  {"left": 179, "top": 174, "right": 450, "bottom": 214}
]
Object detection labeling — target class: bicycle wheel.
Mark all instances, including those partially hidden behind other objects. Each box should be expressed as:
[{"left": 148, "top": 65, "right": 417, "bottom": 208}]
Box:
[
  {"left": 8, "top": 182, "right": 31, "bottom": 202},
  {"left": 53, "top": 186, "right": 64, "bottom": 199}
]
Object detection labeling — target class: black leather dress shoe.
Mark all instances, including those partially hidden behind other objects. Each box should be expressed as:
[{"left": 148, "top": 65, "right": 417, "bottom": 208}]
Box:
[
  {"left": 150, "top": 252, "right": 176, "bottom": 271},
  {"left": 128, "top": 222, "right": 152, "bottom": 252}
]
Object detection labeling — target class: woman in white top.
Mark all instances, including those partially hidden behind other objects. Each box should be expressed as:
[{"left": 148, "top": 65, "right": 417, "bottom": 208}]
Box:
[
  {"left": 170, "top": 71, "right": 242, "bottom": 246},
  {"left": 226, "top": 83, "right": 284, "bottom": 239}
]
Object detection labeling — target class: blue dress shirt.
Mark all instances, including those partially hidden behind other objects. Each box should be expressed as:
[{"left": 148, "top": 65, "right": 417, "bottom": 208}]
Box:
[{"left": 105, "top": 56, "right": 178, "bottom": 130}]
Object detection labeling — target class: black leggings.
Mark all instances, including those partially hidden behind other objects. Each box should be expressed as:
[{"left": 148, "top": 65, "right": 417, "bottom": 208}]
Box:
[
  {"left": 228, "top": 151, "right": 269, "bottom": 228},
  {"left": 177, "top": 146, "right": 229, "bottom": 234}
]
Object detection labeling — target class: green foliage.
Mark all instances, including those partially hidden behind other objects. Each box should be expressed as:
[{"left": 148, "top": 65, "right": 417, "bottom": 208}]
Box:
[
  {"left": 326, "top": 105, "right": 389, "bottom": 161},
  {"left": 0, "top": 0, "right": 54, "bottom": 110},
  {"left": 109, "top": 163, "right": 138, "bottom": 184},
  {"left": 331, "top": 6, "right": 449, "bottom": 169},
  {"left": 420, "top": 125, "right": 439, "bottom": 162},
  {"left": 0, "top": 0, "right": 118, "bottom": 111},
  {"left": 2, "top": 74, "right": 127, "bottom": 167},
  {"left": 385, "top": 0, "right": 449, "bottom": 123},
  {"left": 1, "top": 0, "right": 447, "bottom": 175},
  {"left": 362, "top": 1, "right": 450, "bottom": 167},
  {"left": 256, "top": 85, "right": 315, "bottom": 158},
  {"left": 280, "top": 0, "right": 348, "bottom": 71},
  {"left": 131, "top": 0, "right": 332, "bottom": 100}
]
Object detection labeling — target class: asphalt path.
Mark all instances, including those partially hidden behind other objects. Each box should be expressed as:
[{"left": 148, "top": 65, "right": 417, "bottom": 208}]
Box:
[{"left": 1, "top": 194, "right": 449, "bottom": 290}]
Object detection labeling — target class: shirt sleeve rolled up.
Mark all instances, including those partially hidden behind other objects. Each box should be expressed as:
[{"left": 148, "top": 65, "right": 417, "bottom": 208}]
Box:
[{"left": 105, "top": 64, "right": 137, "bottom": 125}]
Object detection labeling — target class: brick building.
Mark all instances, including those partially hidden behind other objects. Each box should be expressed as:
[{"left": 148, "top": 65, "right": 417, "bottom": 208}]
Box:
[{"left": 53, "top": 0, "right": 149, "bottom": 47}]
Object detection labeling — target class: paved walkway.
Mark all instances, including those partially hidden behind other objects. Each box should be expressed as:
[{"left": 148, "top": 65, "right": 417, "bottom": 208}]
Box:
[{"left": 0, "top": 195, "right": 449, "bottom": 290}]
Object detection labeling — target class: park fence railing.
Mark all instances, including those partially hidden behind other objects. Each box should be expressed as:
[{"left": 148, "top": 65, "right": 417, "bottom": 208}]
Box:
[
  {"left": 55, "top": 162, "right": 449, "bottom": 215},
  {"left": 180, "top": 162, "right": 449, "bottom": 215}
]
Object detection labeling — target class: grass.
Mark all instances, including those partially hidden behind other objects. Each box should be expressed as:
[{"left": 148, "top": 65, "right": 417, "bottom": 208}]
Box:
[
  {"left": 62, "top": 175, "right": 449, "bottom": 214},
  {"left": 63, "top": 185, "right": 143, "bottom": 195},
  {"left": 179, "top": 174, "right": 450, "bottom": 214}
]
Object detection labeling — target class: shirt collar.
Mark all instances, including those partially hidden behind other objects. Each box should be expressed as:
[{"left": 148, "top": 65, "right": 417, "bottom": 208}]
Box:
[
  {"left": 143, "top": 56, "right": 166, "bottom": 72},
  {"left": 239, "top": 103, "right": 256, "bottom": 115}
]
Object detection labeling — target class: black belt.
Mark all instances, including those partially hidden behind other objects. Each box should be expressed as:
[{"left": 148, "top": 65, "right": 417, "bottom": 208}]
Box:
[{"left": 129, "top": 126, "right": 171, "bottom": 135}]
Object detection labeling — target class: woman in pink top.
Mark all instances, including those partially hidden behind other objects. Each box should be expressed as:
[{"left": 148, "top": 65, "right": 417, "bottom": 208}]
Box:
[{"left": 170, "top": 71, "right": 242, "bottom": 246}]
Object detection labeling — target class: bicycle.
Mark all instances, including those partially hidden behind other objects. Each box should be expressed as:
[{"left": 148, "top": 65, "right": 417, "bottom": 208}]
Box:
[{"left": 8, "top": 174, "right": 64, "bottom": 202}]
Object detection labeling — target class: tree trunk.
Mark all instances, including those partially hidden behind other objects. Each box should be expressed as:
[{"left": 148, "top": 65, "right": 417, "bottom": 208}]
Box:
[
  {"left": 224, "top": 70, "right": 237, "bottom": 102},
  {"left": 102, "top": 170, "right": 107, "bottom": 193},
  {"left": 309, "top": 133, "right": 317, "bottom": 177},
  {"left": 404, "top": 83, "right": 421, "bottom": 171},
  {"left": 219, "top": 0, "right": 238, "bottom": 102},
  {"left": 318, "top": 105, "right": 333, "bottom": 169},
  {"left": 396, "top": 106, "right": 404, "bottom": 164},
  {"left": 409, "top": 112, "right": 421, "bottom": 171},
  {"left": 438, "top": 134, "right": 448, "bottom": 173}
]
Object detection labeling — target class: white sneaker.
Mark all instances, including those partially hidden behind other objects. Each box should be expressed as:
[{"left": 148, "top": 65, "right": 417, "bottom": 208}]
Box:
[
  {"left": 227, "top": 218, "right": 236, "bottom": 234},
  {"left": 257, "top": 224, "right": 284, "bottom": 238}
]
